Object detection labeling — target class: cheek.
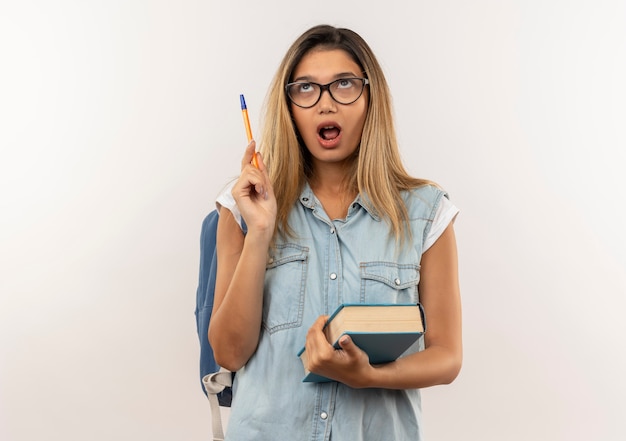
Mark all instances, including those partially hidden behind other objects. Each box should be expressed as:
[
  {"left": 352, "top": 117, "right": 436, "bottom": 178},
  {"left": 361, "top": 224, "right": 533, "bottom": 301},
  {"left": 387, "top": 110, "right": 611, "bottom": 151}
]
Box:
[
  {"left": 290, "top": 102, "right": 306, "bottom": 121},
  {"left": 291, "top": 108, "right": 311, "bottom": 138},
  {"left": 349, "top": 107, "right": 368, "bottom": 138}
]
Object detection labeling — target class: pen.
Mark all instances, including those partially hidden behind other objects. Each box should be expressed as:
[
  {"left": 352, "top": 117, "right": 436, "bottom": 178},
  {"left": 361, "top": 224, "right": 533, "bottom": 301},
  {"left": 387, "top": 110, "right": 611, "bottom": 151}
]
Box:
[{"left": 240, "top": 94, "right": 259, "bottom": 168}]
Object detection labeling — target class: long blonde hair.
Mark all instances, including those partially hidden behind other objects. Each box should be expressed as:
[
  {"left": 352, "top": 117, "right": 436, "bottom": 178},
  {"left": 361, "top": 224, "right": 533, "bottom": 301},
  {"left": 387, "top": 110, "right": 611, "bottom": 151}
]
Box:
[{"left": 259, "top": 25, "right": 434, "bottom": 242}]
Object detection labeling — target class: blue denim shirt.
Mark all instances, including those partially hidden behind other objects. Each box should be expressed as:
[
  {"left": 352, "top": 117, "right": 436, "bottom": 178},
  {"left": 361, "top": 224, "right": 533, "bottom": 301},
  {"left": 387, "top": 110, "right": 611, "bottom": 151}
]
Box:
[{"left": 225, "top": 183, "right": 446, "bottom": 441}]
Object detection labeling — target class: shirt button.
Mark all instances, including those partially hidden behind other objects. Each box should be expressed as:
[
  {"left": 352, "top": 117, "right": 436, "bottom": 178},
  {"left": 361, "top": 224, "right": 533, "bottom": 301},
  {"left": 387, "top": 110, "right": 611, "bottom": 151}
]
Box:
[
  {"left": 330, "top": 273, "right": 337, "bottom": 280},
  {"left": 330, "top": 227, "right": 335, "bottom": 234},
  {"left": 394, "top": 278, "right": 401, "bottom": 286},
  {"left": 320, "top": 411, "right": 328, "bottom": 420}
]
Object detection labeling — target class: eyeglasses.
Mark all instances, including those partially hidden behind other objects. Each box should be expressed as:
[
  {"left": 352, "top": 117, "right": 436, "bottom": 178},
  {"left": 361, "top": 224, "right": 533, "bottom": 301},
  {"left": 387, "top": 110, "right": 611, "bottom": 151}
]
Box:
[{"left": 285, "top": 77, "right": 369, "bottom": 108}]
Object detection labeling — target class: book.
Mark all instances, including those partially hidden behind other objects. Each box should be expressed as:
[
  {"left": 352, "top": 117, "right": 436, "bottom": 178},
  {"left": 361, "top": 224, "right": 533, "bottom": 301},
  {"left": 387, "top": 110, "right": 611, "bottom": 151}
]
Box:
[{"left": 297, "top": 303, "right": 426, "bottom": 382}]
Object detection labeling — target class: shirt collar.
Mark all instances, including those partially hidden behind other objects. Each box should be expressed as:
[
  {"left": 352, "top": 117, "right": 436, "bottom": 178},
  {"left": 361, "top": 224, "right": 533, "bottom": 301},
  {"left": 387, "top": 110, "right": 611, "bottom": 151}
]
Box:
[{"left": 298, "top": 182, "right": 381, "bottom": 221}]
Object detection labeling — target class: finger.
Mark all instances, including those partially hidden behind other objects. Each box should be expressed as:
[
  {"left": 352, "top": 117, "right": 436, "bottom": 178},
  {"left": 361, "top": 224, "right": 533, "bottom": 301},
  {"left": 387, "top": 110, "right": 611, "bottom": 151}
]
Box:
[
  {"left": 340, "top": 335, "right": 372, "bottom": 369},
  {"left": 306, "top": 315, "right": 330, "bottom": 347},
  {"left": 254, "top": 151, "right": 265, "bottom": 171},
  {"left": 252, "top": 152, "right": 272, "bottom": 200},
  {"left": 337, "top": 334, "right": 356, "bottom": 355},
  {"left": 241, "top": 140, "right": 257, "bottom": 170},
  {"left": 237, "top": 141, "right": 267, "bottom": 198}
]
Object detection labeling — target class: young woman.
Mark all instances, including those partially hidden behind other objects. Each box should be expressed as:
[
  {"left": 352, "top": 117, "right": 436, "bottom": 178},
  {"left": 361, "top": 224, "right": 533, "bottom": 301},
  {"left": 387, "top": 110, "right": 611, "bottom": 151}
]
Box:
[{"left": 208, "top": 24, "right": 462, "bottom": 440}]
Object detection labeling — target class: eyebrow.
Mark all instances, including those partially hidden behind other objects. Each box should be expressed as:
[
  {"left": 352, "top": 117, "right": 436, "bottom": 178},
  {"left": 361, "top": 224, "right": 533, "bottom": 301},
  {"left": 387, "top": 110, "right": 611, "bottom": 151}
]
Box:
[{"left": 292, "top": 72, "right": 360, "bottom": 82}]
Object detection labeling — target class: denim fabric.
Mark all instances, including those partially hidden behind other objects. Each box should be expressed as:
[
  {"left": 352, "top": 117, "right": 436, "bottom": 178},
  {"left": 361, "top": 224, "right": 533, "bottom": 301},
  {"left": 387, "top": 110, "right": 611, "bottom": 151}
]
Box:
[{"left": 225, "top": 183, "right": 446, "bottom": 441}]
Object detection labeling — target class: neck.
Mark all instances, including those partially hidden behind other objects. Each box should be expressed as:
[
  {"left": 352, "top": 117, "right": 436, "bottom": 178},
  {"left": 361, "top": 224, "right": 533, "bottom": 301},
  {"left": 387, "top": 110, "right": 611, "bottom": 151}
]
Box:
[
  {"left": 308, "top": 172, "right": 358, "bottom": 220},
  {"left": 308, "top": 159, "right": 353, "bottom": 192}
]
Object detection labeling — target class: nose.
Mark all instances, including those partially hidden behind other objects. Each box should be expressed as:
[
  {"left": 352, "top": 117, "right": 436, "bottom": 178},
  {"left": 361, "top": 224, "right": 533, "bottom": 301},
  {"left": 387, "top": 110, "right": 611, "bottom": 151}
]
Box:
[{"left": 317, "top": 87, "right": 336, "bottom": 113}]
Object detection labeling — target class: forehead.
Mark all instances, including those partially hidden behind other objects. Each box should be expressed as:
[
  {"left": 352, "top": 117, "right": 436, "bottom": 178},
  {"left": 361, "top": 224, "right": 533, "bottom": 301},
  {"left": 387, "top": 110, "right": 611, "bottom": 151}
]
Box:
[{"left": 292, "top": 49, "right": 362, "bottom": 81}]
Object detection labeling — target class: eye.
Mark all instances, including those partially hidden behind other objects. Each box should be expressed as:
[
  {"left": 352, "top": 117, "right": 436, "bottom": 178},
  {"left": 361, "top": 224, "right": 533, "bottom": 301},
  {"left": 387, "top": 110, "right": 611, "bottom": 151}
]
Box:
[
  {"left": 297, "top": 82, "right": 314, "bottom": 93},
  {"left": 336, "top": 78, "right": 355, "bottom": 89}
]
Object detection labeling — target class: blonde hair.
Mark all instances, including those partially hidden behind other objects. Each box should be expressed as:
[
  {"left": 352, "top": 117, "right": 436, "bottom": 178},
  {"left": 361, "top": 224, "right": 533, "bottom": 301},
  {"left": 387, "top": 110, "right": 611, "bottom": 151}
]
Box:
[{"left": 259, "top": 25, "right": 434, "bottom": 242}]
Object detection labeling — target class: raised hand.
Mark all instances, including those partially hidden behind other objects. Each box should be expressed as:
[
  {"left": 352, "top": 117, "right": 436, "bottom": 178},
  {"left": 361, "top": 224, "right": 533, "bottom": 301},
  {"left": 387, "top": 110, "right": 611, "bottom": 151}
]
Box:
[{"left": 231, "top": 140, "right": 277, "bottom": 239}]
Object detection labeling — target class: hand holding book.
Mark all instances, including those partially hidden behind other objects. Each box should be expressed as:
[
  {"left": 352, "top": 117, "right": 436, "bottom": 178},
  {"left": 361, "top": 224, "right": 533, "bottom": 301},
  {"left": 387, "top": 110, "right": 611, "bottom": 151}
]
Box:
[{"left": 298, "top": 303, "right": 426, "bottom": 383}]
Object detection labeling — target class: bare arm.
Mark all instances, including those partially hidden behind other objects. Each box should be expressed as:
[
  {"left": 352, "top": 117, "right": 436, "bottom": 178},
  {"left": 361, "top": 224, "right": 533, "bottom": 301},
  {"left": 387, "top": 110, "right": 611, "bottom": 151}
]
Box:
[
  {"left": 304, "top": 223, "right": 462, "bottom": 388},
  {"left": 208, "top": 141, "right": 276, "bottom": 371}
]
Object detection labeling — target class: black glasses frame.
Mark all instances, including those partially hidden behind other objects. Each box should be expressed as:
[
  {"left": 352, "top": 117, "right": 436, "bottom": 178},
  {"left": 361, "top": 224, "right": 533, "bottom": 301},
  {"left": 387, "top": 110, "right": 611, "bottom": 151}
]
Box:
[{"left": 285, "top": 77, "right": 370, "bottom": 108}]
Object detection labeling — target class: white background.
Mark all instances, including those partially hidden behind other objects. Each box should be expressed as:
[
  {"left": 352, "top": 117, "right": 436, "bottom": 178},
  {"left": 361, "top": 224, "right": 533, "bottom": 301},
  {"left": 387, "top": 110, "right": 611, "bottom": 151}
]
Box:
[{"left": 1, "top": 1, "right": 625, "bottom": 440}]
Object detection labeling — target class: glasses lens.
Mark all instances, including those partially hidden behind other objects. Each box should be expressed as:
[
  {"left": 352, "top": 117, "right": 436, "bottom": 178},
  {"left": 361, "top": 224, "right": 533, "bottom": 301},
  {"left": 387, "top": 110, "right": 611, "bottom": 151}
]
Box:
[
  {"left": 287, "top": 82, "right": 320, "bottom": 108},
  {"left": 329, "top": 78, "right": 365, "bottom": 105}
]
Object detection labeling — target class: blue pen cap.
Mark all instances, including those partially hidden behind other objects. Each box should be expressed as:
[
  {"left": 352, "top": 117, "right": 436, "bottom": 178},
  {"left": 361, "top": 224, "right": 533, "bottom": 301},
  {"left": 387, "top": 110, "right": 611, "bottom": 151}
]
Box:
[{"left": 240, "top": 94, "right": 247, "bottom": 110}]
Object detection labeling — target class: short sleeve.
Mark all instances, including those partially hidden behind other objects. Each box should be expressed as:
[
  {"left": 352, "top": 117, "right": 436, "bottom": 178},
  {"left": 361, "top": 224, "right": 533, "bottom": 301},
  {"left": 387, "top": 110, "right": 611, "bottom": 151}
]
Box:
[
  {"left": 215, "top": 181, "right": 244, "bottom": 230},
  {"left": 423, "top": 196, "right": 459, "bottom": 252}
]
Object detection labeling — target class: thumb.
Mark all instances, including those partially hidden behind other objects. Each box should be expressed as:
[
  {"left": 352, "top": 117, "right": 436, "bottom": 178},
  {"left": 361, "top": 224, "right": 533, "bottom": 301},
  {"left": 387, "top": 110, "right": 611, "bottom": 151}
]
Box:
[{"left": 337, "top": 334, "right": 355, "bottom": 352}]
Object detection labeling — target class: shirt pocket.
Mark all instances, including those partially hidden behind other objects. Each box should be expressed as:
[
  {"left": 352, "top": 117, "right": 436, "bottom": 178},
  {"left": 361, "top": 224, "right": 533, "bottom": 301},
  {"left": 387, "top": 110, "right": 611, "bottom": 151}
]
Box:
[
  {"left": 262, "top": 243, "right": 309, "bottom": 334},
  {"left": 359, "top": 261, "right": 420, "bottom": 304}
]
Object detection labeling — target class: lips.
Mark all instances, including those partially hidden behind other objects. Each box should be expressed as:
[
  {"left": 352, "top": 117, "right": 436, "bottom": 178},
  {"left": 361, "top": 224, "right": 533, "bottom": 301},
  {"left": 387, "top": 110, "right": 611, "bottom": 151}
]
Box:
[{"left": 316, "top": 122, "right": 342, "bottom": 148}]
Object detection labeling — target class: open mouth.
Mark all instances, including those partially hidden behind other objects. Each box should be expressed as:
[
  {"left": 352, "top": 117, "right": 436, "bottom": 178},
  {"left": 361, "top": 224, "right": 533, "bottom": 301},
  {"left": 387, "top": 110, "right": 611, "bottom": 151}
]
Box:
[{"left": 319, "top": 125, "right": 341, "bottom": 141}]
